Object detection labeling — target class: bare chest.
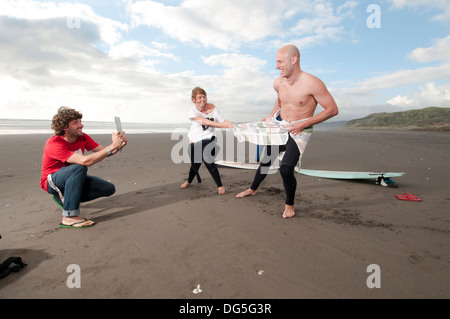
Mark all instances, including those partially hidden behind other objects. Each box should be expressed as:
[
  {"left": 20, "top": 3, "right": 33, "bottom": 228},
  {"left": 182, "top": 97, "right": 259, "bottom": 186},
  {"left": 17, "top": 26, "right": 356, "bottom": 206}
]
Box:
[{"left": 278, "top": 84, "right": 317, "bottom": 109}]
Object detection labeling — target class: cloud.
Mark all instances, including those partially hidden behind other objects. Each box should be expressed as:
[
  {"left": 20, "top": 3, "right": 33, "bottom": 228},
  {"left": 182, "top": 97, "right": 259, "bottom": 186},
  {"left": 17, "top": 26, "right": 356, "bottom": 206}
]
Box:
[
  {"left": 268, "top": 0, "right": 358, "bottom": 49},
  {"left": 202, "top": 54, "right": 267, "bottom": 73},
  {"left": 127, "top": 0, "right": 285, "bottom": 50},
  {"left": 330, "top": 30, "right": 450, "bottom": 119},
  {"left": 193, "top": 53, "right": 274, "bottom": 119},
  {"left": 388, "top": 0, "right": 450, "bottom": 22},
  {"left": 0, "top": 14, "right": 186, "bottom": 122},
  {"left": 345, "top": 33, "right": 450, "bottom": 94},
  {"left": 127, "top": 0, "right": 357, "bottom": 50},
  {"left": 1, "top": 0, "right": 447, "bottom": 125},
  {"left": 368, "top": 34, "right": 450, "bottom": 108},
  {"left": 330, "top": 32, "right": 450, "bottom": 120},
  {"left": 416, "top": 82, "right": 450, "bottom": 106},
  {"left": 290, "top": 1, "right": 356, "bottom": 35},
  {"left": 387, "top": 82, "right": 450, "bottom": 107},
  {"left": 109, "top": 40, "right": 179, "bottom": 65},
  {"left": 0, "top": 0, "right": 198, "bottom": 123},
  {"left": 0, "top": 13, "right": 272, "bottom": 123},
  {"left": 409, "top": 35, "right": 450, "bottom": 63},
  {"left": 358, "top": 63, "right": 450, "bottom": 90},
  {"left": 0, "top": 16, "right": 104, "bottom": 86},
  {"left": 0, "top": 0, "right": 128, "bottom": 45},
  {"left": 386, "top": 95, "right": 417, "bottom": 107}
]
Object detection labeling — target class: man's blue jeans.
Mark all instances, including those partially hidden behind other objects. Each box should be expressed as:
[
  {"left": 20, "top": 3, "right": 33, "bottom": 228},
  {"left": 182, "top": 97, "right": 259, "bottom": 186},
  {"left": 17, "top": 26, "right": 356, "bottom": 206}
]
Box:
[{"left": 47, "top": 164, "right": 115, "bottom": 217}]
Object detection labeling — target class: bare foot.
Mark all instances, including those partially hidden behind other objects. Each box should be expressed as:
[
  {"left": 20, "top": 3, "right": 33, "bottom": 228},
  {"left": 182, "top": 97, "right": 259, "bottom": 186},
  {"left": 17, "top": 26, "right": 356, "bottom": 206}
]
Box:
[
  {"left": 180, "top": 181, "right": 190, "bottom": 189},
  {"left": 282, "top": 205, "right": 295, "bottom": 218},
  {"left": 61, "top": 216, "right": 94, "bottom": 227},
  {"left": 235, "top": 188, "right": 256, "bottom": 198},
  {"left": 218, "top": 186, "right": 225, "bottom": 195}
]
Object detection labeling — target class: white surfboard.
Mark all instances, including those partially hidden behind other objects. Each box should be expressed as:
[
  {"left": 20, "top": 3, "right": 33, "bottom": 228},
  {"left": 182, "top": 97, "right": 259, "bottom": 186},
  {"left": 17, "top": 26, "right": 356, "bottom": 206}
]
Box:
[
  {"left": 215, "top": 160, "right": 405, "bottom": 185},
  {"left": 215, "top": 160, "right": 279, "bottom": 170}
]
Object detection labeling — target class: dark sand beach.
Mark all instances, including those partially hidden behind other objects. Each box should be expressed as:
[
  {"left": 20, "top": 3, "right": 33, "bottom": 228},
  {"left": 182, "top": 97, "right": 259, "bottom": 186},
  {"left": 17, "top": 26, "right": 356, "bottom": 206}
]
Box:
[{"left": 0, "top": 129, "right": 449, "bottom": 299}]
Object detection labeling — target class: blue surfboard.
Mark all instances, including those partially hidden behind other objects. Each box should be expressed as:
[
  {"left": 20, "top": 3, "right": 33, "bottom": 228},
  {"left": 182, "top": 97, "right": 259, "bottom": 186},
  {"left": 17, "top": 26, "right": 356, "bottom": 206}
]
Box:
[{"left": 299, "top": 169, "right": 405, "bottom": 179}]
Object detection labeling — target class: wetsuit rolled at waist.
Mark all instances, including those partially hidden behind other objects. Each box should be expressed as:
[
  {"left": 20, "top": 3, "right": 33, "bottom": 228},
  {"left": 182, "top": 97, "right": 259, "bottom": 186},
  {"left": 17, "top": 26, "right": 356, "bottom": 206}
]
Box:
[{"left": 232, "top": 110, "right": 313, "bottom": 206}]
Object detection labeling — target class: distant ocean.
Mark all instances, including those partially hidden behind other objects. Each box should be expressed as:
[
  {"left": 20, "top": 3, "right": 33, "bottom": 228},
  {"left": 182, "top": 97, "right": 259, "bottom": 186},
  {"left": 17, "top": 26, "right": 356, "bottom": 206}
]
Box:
[
  {"left": 0, "top": 119, "right": 191, "bottom": 135},
  {"left": 0, "top": 118, "right": 346, "bottom": 135}
]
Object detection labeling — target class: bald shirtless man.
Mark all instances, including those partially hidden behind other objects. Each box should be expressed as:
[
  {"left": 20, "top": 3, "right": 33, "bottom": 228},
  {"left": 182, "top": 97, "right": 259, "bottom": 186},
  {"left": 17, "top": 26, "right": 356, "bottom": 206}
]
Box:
[{"left": 236, "top": 44, "right": 339, "bottom": 218}]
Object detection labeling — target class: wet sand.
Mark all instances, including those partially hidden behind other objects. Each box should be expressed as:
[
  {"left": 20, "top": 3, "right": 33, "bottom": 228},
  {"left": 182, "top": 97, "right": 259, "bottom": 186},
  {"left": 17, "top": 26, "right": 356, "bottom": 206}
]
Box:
[{"left": 0, "top": 129, "right": 449, "bottom": 299}]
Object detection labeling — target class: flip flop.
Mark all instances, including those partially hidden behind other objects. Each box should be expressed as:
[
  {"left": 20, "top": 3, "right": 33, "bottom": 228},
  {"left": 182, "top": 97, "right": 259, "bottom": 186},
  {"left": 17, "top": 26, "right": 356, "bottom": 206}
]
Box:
[
  {"left": 59, "top": 219, "right": 94, "bottom": 228},
  {"left": 395, "top": 193, "right": 422, "bottom": 201},
  {"left": 395, "top": 192, "right": 412, "bottom": 199},
  {"left": 52, "top": 195, "right": 63, "bottom": 209}
]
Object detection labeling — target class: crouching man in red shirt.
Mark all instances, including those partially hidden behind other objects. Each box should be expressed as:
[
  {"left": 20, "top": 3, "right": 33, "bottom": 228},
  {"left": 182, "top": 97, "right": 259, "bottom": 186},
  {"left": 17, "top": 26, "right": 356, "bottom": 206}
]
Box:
[{"left": 40, "top": 107, "right": 128, "bottom": 228}]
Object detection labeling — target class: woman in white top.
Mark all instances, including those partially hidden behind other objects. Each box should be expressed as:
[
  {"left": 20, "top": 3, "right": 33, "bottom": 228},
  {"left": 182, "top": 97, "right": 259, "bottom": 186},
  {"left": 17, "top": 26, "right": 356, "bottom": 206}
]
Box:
[{"left": 181, "top": 87, "right": 234, "bottom": 194}]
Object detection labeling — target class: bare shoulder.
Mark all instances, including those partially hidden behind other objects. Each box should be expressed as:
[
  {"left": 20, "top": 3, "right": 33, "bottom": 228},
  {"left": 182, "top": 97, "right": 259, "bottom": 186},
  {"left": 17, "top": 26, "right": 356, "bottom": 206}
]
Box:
[
  {"left": 206, "top": 103, "right": 216, "bottom": 113},
  {"left": 301, "top": 71, "right": 329, "bottom": 93},
  {"left": 301, "top": 71, "right": 324, "bottom": 84},
  {"left": 273, "top": 76, "right": 282, "bottom": 90}
]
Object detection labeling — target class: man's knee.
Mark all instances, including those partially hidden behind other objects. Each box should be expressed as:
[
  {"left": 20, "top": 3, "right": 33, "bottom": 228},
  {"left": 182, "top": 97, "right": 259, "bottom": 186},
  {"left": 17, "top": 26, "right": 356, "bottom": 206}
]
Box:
[
  {"left": 105, "top": 182, "right": 116, "bottom": 197},
  {"left": 72, "top": 164, "right": 88, "bottom": 175}
]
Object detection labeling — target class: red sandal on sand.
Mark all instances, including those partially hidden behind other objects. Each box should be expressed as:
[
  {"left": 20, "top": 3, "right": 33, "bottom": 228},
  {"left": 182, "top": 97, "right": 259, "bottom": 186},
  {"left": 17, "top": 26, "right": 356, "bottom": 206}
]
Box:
[{"left": 395, "top": 193, "right": 422, "bottom": 201}]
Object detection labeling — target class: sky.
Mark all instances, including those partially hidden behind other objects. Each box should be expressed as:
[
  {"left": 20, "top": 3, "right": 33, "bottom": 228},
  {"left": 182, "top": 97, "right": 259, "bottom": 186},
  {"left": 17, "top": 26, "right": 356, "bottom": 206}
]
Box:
[{"left": 0, "top": 0, "right": 449, "bottom": 124}]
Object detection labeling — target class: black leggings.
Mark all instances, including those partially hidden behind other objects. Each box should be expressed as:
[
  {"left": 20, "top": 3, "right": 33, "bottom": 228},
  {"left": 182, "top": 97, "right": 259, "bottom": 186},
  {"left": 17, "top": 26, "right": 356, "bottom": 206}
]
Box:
[
  {"left": 187, "top": 137, "right": 223, "bottom": 187},
  {"left": 250, "top": 135, "right": 300, "bottom": 205}
]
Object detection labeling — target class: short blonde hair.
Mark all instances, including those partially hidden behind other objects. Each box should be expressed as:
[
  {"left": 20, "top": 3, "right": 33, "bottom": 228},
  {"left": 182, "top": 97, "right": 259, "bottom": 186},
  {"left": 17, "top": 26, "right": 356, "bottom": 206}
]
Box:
[{"left": 191, "top": 87, "right": 207, "bottom": 102}]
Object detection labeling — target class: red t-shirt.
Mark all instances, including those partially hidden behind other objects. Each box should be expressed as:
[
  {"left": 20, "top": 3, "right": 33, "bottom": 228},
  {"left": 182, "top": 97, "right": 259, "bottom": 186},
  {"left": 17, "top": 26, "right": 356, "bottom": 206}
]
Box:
[{"left": 40, "top": 133, "right": 99, "bottom": 191}]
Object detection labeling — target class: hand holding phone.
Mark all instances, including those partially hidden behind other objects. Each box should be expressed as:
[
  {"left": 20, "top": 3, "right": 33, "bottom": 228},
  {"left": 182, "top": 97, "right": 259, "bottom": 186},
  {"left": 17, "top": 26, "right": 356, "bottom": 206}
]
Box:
[{"left": 114, "top": 116, "right": 122, "bottom": 133}]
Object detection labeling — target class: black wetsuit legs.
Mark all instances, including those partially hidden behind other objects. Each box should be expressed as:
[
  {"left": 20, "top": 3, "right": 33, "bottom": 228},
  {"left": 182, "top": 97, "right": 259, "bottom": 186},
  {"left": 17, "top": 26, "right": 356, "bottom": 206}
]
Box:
[
  {"left": 187, "top": 137, "right": 223, "bottom": 187},
  {"left": 250, "top": 135, "right": 300, "bottom": 205}
]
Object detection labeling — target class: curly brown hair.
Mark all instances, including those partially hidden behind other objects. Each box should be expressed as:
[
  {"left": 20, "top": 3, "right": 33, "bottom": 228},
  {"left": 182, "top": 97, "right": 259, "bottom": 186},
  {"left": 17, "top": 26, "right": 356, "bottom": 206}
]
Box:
[{"left": 51, "top": 106, "right": 83, "bottom": 136}]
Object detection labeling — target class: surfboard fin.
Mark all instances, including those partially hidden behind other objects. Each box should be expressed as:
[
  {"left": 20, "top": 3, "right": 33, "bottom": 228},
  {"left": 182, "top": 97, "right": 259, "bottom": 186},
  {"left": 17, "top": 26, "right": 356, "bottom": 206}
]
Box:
[{"left": 377, "top": 176, "right": 398, "bottom": 187}]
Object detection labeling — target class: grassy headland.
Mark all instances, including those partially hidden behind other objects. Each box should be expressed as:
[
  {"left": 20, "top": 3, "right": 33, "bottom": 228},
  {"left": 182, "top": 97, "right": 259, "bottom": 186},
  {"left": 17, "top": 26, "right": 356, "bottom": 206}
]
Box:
[{"left": 344, "top": 107, "right": 450, "bottom": 131}]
